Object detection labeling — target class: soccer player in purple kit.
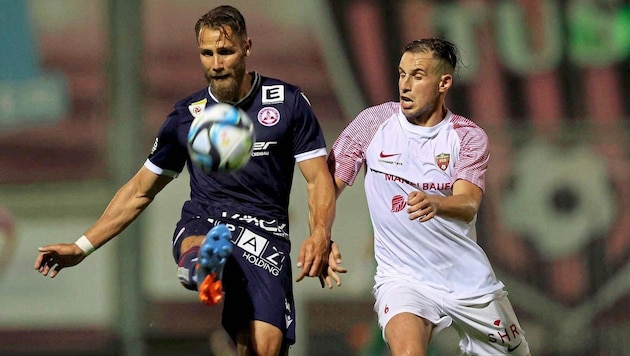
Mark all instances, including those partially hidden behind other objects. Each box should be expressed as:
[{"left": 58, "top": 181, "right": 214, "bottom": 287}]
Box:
[
  {"left": 34, "top": 5, "right": 344, "bottom": 356},
  {"left": 328, "top": 38, "right": 531, "bottom": 355}
]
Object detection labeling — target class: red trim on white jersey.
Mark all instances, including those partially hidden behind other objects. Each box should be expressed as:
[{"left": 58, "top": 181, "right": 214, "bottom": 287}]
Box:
[{"left": 328, "top": 102, "right": 503, "bottom": 297}]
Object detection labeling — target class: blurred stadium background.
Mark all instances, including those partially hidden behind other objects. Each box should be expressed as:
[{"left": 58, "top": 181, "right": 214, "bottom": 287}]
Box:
[{"left": 1, "top": 0, "right": 629, "bottom": 355}]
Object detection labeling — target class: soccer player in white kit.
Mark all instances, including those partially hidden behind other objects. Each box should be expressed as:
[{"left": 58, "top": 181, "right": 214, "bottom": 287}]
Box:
[{"left": 328, "top": 38, "right": 531, "bottom": 355}]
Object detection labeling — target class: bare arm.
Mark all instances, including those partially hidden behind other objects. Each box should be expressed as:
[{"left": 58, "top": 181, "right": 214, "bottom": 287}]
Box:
[
  {"left": 84, "top": 166, "right": 172, "bottom": 248},
  {"left": 34, "top": 166, "right": 173, "bottom": 278},
  {"left": 312, "top": 175, "right": 351, "bottom": 288},
  {"left": 295, "top": 156, "right": 337, "bottom": 284},
  {"left": 407, "top": 179, "right": 483, "bottom": 223},
  {"left": 333, "top": 176, "right": 348, "bottom": 199}
]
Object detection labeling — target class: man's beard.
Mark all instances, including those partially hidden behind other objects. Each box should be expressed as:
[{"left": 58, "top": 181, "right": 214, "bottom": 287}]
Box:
[
  {"left": 206, "top": 66, "right": 246, "bottom": 104},
  {"left": 209, "top": 78, "right": 239, "bottom": 103}
]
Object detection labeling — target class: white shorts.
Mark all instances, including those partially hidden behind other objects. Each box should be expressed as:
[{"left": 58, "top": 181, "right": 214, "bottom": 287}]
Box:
[{"left": 373, "top": 277, "right": 530, "bottom": 355}]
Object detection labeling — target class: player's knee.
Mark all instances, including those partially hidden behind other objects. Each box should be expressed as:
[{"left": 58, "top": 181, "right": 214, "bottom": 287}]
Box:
[
  {"left": 388, "top": 338, "right": 429, "bottom": 356},
  {"left": 239, "top": 338, "right": 280, "bottom": 356},
  {"left": 251, "top": 343, "right": 280, "bottom": 356},
  {"left": 237, "top": 325, "right": 284, "bottom": 356}
]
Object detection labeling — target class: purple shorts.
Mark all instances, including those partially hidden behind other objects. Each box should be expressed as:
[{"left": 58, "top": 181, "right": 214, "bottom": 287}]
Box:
[{"left": 172, "top": 216, "right": 296, "bottom": 345}]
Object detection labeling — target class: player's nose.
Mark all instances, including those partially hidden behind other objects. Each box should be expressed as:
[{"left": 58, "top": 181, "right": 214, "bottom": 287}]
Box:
[{"left": 210, "top": 56, "right": 225, "bottom": 71}]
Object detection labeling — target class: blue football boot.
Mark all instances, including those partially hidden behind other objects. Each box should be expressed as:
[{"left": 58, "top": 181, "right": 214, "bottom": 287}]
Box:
[{"left": 196, "top": 224, "right": 233, "bottom": 305}]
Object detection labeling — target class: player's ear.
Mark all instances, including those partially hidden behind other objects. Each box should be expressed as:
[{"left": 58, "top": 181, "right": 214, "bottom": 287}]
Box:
[
  {"left": 439, "top": 74, "right": 452, "bottom": 92},
  {"left": 244, "top": 38, "right": 252, "bottom": 56}
]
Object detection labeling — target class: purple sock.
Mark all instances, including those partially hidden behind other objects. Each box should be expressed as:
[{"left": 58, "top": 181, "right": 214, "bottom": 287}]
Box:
[{"left": 177, "top": 246, "right": 200, "bottom": 291}]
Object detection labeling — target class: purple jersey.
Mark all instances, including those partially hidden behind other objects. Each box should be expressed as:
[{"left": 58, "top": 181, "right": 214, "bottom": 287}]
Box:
[{"left": 146, "top": 72, "right": 327, "bottom": 239}]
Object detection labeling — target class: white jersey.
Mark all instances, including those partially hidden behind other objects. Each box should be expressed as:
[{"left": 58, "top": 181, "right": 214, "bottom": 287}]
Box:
[{"left": 330, "top": 102, "right": 504, "bottom": 298}]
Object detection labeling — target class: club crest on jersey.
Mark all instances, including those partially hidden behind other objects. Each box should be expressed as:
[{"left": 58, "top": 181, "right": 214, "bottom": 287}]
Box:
[
  {"left": 188, "top": 98, "right": 207, "bottom": 118},
  {"left": 435, "top": 153, "right": 450, "bottom": 171},
  {"left": 258, "top": 107, "right": 280, "bottom": 127},
  {"left": 391, "top": 195, "right": 406, "bottom": 212}
]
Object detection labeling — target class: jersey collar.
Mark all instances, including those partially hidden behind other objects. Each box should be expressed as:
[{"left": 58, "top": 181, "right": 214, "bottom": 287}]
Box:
[
  {"left": 397, "top": 108, "right": 453, "bottom": 136},
  {"left": 206, "top": 71, "right": 261, "bottom": 107}
]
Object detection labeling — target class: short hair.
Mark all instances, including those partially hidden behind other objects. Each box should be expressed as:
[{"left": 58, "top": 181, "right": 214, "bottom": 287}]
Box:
[
  {"left": 403, "top": 38, "right": 458, "bottom": 73},
  {"left": 194, "top": 5, "right": 247, "bottom": 42}
]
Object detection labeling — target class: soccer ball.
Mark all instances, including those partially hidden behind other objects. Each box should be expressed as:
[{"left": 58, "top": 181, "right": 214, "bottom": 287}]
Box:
[{"left": 187, "top": 103, "right": 255, "bottom": 173}]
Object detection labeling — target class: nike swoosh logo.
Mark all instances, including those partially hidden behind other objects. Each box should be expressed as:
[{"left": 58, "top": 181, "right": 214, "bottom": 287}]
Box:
[
  {"left": 379, "top": 151, "right": 401, "bottom": 158},
  {"left": 507, "top": 340, "right": 522, "bottom": 352}
]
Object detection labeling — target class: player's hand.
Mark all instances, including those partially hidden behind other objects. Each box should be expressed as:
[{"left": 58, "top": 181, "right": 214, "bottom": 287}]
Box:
[
  {"left": 34, "top": 243, "right": 87, "bottom": 278},
  {"left": 407, "top": 190, "right": 437, "bottom": 222},
  {"left": 295, "top": 233, "right": 330, "bottom": 283},
  {"left": 318, "top": 241, "right": 348, "bottom": 289}
]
